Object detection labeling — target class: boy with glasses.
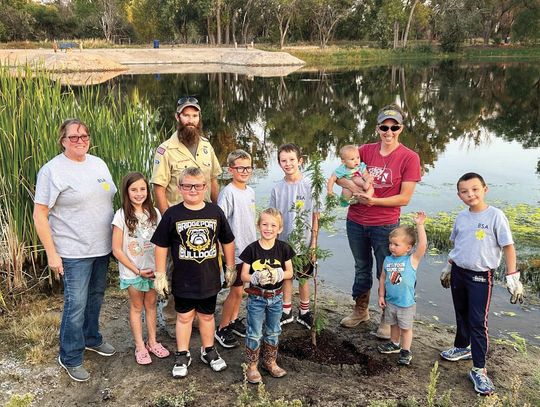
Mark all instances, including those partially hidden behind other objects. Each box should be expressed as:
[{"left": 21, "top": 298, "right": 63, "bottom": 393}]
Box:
[
  {"left": 151, "top": 167, "right": 235, "bottom": 378},
  {"left": 214, "top": 150, "right": 257, "bottom": 348}
]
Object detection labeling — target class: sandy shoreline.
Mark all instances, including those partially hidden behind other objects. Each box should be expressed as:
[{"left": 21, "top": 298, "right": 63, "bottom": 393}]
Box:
[{"left": 0, "top": 47, "right": 305, "bottom": 78}]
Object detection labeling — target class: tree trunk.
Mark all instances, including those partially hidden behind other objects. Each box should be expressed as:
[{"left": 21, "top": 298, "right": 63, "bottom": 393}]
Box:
[
  {"left": 216, "top": 0, "right": 221, "bottom": 45},
  {"left": 207, "top": 16, "right": 214, "bottom": 44},
  {"left": 232, "top": 10, "right": 237, "bottom": 44},
  {"left": 403, "top": 0, "right": 419, "bottom": 48},
  {"left": 393, "top": 21, "right": 399, "bottom": 49}
]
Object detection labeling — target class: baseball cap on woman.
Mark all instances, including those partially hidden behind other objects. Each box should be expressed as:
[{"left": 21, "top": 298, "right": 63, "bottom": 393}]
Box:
[
  {"left": 377, "top": 108, "right": 404, "bottom": 124},
  {"left": 177, "top": 96, "right": 200, "bottom": 113}
]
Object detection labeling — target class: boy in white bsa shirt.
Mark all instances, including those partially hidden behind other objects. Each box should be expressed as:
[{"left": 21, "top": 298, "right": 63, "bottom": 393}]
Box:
[
  {"left": 214, "top": 150, "right": 257, "bottom": 348},
  {"left": 440, "top": 172, "right": 523, "bottom": 396}
]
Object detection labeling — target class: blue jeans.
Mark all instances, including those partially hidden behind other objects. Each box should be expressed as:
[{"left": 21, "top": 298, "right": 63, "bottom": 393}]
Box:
[
  {"left": 245, "top": 293, "right": 283, "bottom": 350},
  {"left": 59, "top": 254, "right": 110, "bottom": 367},
  {"left": 346, "top": 220, "right": 398, "bottom": 299}
]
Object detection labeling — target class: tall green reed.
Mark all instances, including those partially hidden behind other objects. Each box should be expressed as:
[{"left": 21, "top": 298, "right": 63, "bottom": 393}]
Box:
[{"left": 0, "top": 65, "right": 163, "bottom": 300}]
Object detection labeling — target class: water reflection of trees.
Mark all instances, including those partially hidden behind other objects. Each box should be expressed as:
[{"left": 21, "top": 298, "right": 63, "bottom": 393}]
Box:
[{"left": 108, "top": 62, "right": 540, "bottom": 172}]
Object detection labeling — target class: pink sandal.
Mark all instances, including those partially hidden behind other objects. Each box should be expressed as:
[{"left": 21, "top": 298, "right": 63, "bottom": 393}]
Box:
[
  {"left": 146, "top": 342, "right": 170, "bottom": 358},
  {"left": 135, "top": 348, "right": 152, "bottom": 365}
]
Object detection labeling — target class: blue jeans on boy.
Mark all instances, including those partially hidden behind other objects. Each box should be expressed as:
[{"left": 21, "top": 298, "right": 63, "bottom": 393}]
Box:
[
  {"left": 59, "top": 254, "right": 110, "bottom": 367},
  {"left": 245, "top": 293, "right": 283, "bottom": 351},
  {"left": 346, "top": 220, "right": 398, "bottom": 299}
]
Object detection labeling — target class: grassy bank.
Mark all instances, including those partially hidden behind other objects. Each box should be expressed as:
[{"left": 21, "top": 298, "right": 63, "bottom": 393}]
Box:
[{"left": 281, "top": 44, "right": 540, "bottom": 67}]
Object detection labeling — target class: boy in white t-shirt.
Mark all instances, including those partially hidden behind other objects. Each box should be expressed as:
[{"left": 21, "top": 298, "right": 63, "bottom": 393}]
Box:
[
  {"left": 269, "top": 143, "right": 319, "bottom": 329},
  {"left": 214, "top": 150, "right": 257, "bottom": 348}
]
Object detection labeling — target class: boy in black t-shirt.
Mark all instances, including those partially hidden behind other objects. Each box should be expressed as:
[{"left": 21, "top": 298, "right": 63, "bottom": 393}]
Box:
[{"left": 152, "top": 167, "right": 235, "bottom": 378}]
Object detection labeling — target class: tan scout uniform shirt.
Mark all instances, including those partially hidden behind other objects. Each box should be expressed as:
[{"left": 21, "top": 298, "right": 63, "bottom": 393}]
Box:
[{"left": 151, "top": 133, "right": 222, "bottom": 205}]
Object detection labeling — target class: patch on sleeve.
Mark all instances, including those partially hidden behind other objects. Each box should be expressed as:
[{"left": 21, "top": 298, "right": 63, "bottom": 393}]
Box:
[{"left": 156, "top": 146, "right": 166, "bottom": 155}]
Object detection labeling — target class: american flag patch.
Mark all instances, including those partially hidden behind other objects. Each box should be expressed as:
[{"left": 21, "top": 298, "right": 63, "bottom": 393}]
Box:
[{"left": 156, "top": 146, "right": 166, "bottom": 155}]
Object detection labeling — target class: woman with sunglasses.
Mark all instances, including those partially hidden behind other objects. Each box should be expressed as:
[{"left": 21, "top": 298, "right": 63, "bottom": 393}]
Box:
[
  {"left": 33, "top": 118, "right": 117, "bottom": 382},
  {"left": 338, "top": 105, "right": 422, "bottom": 340}
]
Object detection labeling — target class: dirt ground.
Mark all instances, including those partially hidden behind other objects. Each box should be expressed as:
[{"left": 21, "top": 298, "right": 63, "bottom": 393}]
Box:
[{"left": 1, "top": 287, "right": 539, "bottom": 407}]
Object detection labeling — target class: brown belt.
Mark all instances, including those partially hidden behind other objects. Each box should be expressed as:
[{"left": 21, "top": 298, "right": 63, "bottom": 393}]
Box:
[{"left": 245, "top": 286, "right": 283, "bottom": 298}]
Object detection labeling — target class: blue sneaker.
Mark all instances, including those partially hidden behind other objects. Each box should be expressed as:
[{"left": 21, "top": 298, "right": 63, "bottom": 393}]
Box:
[
  {"left": 440, "top": 346, "right": 472, "bottom": 361},
  {"left": 469, "top": 368, "right": 495, "bottom": 395}
]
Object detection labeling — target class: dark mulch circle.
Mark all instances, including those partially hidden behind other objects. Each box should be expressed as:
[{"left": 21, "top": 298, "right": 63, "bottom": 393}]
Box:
[{"left": 280, "top": 330, "right": 389, "bottom": 376}]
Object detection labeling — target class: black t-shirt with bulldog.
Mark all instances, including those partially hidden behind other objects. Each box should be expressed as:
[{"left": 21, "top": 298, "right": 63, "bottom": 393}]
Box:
[{"left": 151, "top": 202, "right": 234, "bottom": 299}]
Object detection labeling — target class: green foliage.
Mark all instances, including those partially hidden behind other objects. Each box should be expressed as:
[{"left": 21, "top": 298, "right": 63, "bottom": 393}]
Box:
[
  {"left": 0, "top": 65, "right": 163, "bottom": 298},
  {"left": 439, "top": 10, "right": 467, "bottom": 52},
  {"left": 493, "top": 332, "right": 527, "bottom": 355},
  {"left": 426, "top": 361, "right": 440, "bottom": 407},
  {"left": 512, "top": 2, "right": 540, "bottom": 43},
  {"left": 5, "top": 394, "right": 34, "bottom": 407},
  {"left": 236, "top": 368, "right": 304, "bottom": 406},
  {"left": 152, "top": 384, "right": 196, "bottom": 407}
]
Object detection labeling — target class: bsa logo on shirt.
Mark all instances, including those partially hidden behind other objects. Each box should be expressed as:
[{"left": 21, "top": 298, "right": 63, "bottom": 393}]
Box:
[
  {"left": 97, "top": 178, "right": 111, "bottom": 191},
  {"left": 176, "top": 219, "right": 217, "bottom": 263}
]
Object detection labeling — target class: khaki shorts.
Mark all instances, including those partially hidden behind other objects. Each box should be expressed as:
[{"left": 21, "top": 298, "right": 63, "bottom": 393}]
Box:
[{"left": 383, "top": 302, "right": 416, "bottom": 330}]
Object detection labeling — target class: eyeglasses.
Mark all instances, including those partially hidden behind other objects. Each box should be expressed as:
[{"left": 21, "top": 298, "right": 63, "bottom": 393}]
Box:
[
  {"left": 177, "top": 96, "right": 199, "bottom": 106},
  {"left": 378, "top": 124, "right": 402, "bottom": 132},
  {"left": 180, "top": 183, "right": 206, "bottom": 191},
  {"left": 230, "top": 166, "right": 254, "bottom": 173},
  {"left": 65, "top": 134, "right": 90, "bottom": 143}
]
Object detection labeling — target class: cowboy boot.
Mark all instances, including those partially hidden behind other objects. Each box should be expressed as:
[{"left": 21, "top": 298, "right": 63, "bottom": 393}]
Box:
[
  {"left": 245, "top": 346, "right": 262, "bottom": 384},
  {"left": 340, "top": 291, "right": 370, "bottom": 328},
  {"left": 261, "top": 342, "right": 287, "bottom": 378},
  {"left": 374, "top": 309, "right": 391, "bottom": 339}
]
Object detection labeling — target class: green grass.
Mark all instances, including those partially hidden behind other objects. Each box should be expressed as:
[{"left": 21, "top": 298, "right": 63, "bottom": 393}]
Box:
[{"left": 283, "top": 44, "right": 540, "bottom": 68}]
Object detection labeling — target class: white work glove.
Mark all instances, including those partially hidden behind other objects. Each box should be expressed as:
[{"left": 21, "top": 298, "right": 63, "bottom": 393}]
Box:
[
  {"left": 266, "top": 267, "right": 284, "bottom": 285},
  {"left": 154, "top": 272, "right": 169, "bottom": 298},
  {"left": 250, "top": 270, "right": 261, "bottom": 286},
  {"left": 506, "top": 272, "right": 524, "bottom": 304},
  {"left": 223, "top": 265, "right": 237, "bottom": 288},
  {"left": 257, "top": 269, "right": 273, "bottom": 286},
  {"left": 440, "top": 262, "right": 452, "bottom": 289}
]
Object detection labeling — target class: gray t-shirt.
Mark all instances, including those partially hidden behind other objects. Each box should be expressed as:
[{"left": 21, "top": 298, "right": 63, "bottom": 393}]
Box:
[
  {"left": 449, "top": 206, "right": 514, "bottom": 272},
  {"left": 34, "top": 153, "right": 117, "bottom": 258},
  {"left": 217, "top": 183, "right": 256, "bottom": 264},
  {"left": 269, "top": 176, "right": 315, "bottom": 245}
]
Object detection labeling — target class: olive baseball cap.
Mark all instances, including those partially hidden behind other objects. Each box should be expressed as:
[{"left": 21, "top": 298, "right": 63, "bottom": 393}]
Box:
[
  {"left": 377, "top": 108, "right": 404, "bottom": 124},
  {"left": 176, "top": 96, "right": 200, "bottom": 113}
]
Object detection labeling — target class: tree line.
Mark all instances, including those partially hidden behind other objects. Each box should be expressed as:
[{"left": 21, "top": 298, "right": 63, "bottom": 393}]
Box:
[{"left": 1, "top": 0, "right": 539, "bottom": 51}]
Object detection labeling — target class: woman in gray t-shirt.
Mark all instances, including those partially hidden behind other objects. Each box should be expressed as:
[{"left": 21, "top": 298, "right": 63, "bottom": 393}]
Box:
[{"left": 33, "top": 118, "right": 117, "bottom": 382}]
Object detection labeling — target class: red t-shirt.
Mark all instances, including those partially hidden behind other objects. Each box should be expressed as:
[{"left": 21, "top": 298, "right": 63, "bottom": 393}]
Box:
[{"left": 347, "top": 142, "right": 421, "bottom": 226}]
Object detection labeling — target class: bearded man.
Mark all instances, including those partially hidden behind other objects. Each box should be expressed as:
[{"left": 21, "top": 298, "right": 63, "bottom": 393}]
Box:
[
  {"left": 151, "top": 97, "right": 222, "bottom": 337},
  {"left": 152, "top": 96, "right": 221, "bottom": 212}
]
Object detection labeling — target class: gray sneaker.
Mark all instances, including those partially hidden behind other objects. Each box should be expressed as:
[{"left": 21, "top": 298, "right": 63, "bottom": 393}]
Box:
[
  {"left": 58, "top": 356, "right": 90, "bottom": 382},
  {"left": 85, "top": 341, "right": 116, "bottom": 356}
]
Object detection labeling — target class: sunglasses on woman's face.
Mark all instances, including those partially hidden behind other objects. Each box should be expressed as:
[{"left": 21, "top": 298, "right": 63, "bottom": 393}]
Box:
[
  {"left": 177, "top": 96, "right": 199, "bottom": 106},
  {"left": 378, "top": 124, "right": 402, "bottom": 132}
]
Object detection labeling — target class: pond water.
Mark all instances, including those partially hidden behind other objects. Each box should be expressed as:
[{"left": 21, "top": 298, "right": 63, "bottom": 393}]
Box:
[{"left": 102, "top": 61, "right": 539, "bottom": 344}]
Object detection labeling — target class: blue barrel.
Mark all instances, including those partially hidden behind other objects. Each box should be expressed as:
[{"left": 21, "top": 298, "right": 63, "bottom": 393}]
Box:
[{"left": 153, "top": 39, "right": 160, "bottom": 49}]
